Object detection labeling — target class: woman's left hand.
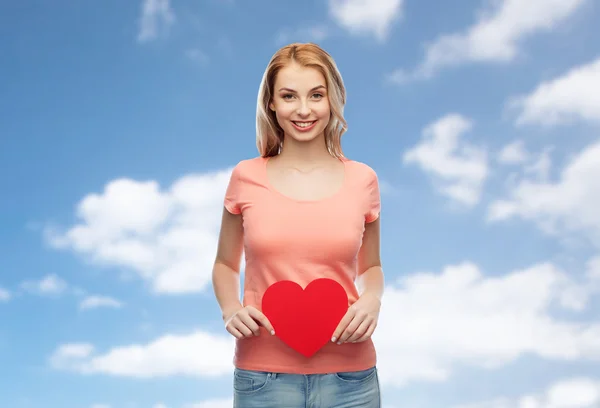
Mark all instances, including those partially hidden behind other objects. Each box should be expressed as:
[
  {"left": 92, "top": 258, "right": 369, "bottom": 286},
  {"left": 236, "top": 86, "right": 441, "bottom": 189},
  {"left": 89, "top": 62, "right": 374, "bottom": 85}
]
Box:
[{"left": 331, "top": 292, "right": 381, "bottom": 344}]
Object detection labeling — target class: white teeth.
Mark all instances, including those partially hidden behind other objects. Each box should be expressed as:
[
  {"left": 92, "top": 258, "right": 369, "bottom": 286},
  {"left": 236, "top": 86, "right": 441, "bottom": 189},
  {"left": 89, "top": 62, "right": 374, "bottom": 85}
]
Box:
[{"left": 293, "top": 121, "right": 315, "bottom": 128}]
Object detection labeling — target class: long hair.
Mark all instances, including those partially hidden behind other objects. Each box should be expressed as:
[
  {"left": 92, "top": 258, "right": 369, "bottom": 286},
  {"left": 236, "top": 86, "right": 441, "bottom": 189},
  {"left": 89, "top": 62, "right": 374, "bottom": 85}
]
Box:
[{"left": 256, "top": 43, "right": 347, "bottom": 158}]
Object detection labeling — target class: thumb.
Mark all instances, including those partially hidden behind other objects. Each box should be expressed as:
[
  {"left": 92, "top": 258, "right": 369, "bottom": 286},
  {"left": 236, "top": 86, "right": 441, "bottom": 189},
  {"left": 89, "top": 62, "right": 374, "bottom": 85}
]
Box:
[
  {"left": 249, "top": 307, "right": 275, "bottom": 335},
  {"left": 332, "top": 309, "right": 353, "bottom": 342}
]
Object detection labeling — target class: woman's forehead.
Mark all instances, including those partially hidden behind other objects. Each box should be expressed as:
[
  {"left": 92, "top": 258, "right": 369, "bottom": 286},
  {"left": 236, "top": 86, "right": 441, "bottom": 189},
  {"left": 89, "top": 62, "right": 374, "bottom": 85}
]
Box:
[{"left": 275, "top": 64, "right": 326, "bottom": 89}]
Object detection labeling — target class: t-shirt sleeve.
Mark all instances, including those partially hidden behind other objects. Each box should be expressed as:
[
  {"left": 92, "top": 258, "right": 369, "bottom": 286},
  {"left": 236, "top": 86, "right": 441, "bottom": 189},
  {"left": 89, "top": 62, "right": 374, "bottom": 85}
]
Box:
[
  {"left": 365, "top": 167, "right": 381, "bottom": 223},
  {"left": 224, "top": 162, "right": 243, "bottom": 215}
]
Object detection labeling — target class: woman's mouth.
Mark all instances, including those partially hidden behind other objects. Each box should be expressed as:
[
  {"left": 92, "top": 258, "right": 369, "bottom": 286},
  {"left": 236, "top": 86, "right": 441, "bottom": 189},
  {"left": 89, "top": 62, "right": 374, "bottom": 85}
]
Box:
[{"left": 291, "top": 120, "right": 317, "bottom": 131}]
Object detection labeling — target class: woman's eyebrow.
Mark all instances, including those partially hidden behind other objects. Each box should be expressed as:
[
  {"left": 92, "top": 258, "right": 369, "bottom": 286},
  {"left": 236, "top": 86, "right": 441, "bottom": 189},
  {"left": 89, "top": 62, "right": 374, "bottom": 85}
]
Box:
[{"left": 278, "top": 85, "right": 326, "bottom": 92}]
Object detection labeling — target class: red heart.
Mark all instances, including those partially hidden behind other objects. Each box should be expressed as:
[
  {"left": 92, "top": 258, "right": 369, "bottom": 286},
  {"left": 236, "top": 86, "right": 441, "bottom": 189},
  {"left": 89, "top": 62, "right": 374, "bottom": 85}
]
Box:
[{"left": 262, "top": 278, "right": 348, "bottom": 358}]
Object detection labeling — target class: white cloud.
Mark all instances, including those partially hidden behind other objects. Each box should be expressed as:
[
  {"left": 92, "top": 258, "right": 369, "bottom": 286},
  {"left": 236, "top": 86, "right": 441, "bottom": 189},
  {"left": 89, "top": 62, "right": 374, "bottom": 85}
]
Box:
[
  {"left": 403, "top": 114, "right": 488, "bottom": 207},
  {"left": 328, "top": 0, "right": 403, "bottom": 41},
  {"left": 79, "top": 296, "right": 123, "bottom": 311},
  {"left": 587, "top": 256, "right": 600, "bottom": 280},
  {"left": 559, "top": 256, "right": 600, "bottom": 312},
  {"left": 389, "top": 0, "right": 586, "bottom": 83},
  {"left": 20, "top": 274, "right": 68, "bottom": 296},
  {"left": 373, "top": 260, "right": 600, "bottom": 387},
  {"left": 137, "top": 0, "right": 175, "bottom": 43},
  {"left": 523, "top": 147, "right": 553, "bottom": 181},
  {"left": 378, "top": 179, "right": 398, "bottom": 196},
  {"left": 487, "top": 141, "right": 600, "bottom": 247},
  {"left": 498, "top": 140, "right": 529, "bottom": 165},
  {"left": 185, "top": 48, "right": 210, "bottom": 66},
  {"left": 184, "top": 399, "right": 233, "bottom": 408},
  {"left": 50, "top": 343, "right": 95, "bottom": 370},
  {"left": 275, "top": 25, "right": 329, "bottom": 45},
  {"left": 509, "top": 57, "right": 600, "bottom": 126},
  {"left": 50, "top": 259, "right": 600, "bottom": 390},
  {"left": 0, "top": 287, "right": 10, "bottom": 302},
  {"left": 45, "top": 167, "right": 233, "bottom": 294},
  {"left": 49, "top": 330, "right": 234, "bottom": 378},
  {"left": 454, "top": 377, "right": 600, "bottom": 408}
]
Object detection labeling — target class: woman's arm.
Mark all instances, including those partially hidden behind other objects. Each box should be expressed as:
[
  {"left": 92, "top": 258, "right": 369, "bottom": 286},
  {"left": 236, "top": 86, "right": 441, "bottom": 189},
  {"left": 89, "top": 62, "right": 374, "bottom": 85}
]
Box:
[
  {"left": 356, "top": 216, "right": 384, "bottom": 300},
  {"left": 212, "top": 207, "right": 274, "bottom": 338},
  {"left": 332, "top": 217, "right": 384, "bottom": 344},
  {"left": 212, "top": 208, "right": 245, "bottom": 320}
]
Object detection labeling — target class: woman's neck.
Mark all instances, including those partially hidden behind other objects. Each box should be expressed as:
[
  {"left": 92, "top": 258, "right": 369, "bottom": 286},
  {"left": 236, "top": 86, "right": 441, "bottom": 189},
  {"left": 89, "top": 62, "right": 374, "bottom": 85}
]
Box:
[{"left": 277, "top": 133, "right": 334, "bottom": 166}]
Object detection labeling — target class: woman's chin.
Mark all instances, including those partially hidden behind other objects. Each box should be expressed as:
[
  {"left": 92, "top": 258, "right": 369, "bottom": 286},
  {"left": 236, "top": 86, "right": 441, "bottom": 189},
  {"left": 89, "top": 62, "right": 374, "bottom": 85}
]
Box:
[{"left": 285, "top": 126, "right": 327, "bottom": 143}]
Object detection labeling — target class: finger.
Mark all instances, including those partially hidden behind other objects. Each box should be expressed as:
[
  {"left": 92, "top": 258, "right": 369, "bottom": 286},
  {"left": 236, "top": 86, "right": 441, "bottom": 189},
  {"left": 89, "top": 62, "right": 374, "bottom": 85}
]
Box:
[
  {"left": 332, "top": 309, "right": 354, "bottom": 343},
  {"left": 231, "top": 317, "right": 254, "bottom": 337},
  {"left": 248, "top": 308, "right": 275, "bottom": 335},
  {"left": 355, "top": 322, "right": 376, "bottom": 343},
  {"left": 338, "top": 315, "right": 362, "bottom": 344},
  {"left": 226, "top": 323, "right": 245, "bottom": 339},
  {"left": 347, "top": 319, "right": 371, "bottom": 343},
  {"left": 223, "top": 313, "right": 236, "bottom": 328},
  {"left": 237, "top": 313, "right": 261, "bottom": 336}
]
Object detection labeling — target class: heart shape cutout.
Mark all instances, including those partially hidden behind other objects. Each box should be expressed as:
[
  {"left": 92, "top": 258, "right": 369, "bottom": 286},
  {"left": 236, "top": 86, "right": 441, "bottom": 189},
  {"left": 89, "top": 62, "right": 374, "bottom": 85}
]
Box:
[{"left": 262, "top": 278, "right": 348, "bottom": 358}]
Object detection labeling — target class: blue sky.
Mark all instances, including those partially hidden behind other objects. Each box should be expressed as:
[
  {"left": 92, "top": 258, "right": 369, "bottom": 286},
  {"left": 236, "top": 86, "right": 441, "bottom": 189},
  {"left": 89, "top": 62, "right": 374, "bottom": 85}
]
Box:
[{"left": 1, "top": 0, "right": 600, "bottom": 407}]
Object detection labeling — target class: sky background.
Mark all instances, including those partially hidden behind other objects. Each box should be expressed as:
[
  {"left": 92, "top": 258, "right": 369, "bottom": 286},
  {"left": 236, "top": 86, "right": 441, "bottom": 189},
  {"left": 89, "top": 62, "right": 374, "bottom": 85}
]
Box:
[{"left": 1, "top": 0, "right": 600, "bottom": 407}]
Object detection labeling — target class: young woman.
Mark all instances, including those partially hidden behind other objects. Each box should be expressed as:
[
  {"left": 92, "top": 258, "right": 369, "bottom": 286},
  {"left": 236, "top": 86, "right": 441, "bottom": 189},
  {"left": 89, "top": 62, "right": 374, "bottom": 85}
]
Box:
[{"left": 212, "top": 42, "right": 384, "bottom": 407}]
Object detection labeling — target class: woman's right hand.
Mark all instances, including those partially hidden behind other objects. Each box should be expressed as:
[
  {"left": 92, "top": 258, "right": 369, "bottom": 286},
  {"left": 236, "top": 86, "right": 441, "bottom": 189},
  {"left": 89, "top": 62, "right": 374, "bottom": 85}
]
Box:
[{"left": 223, "top": 306, "right": 275, "bottom": 339}]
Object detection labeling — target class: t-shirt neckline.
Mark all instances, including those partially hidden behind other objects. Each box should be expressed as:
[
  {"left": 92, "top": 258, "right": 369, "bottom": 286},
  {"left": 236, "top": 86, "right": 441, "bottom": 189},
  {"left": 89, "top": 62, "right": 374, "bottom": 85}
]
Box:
[{"left": 262, "top": 156, "right": 349, "bottom": 204}]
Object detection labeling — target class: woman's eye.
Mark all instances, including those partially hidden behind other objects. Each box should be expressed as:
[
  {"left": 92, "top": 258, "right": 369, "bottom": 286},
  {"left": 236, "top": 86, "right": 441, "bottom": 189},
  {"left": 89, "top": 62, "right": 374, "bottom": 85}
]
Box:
[{"left": 280, "top": 93, "right": 323, "bottom": 100}]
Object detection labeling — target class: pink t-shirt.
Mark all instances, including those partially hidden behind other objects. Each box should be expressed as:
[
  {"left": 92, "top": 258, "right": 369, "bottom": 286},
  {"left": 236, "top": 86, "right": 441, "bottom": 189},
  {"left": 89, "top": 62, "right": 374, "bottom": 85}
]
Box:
[{"left": 223, "top": 156, "right": 381, "bottom": 374}]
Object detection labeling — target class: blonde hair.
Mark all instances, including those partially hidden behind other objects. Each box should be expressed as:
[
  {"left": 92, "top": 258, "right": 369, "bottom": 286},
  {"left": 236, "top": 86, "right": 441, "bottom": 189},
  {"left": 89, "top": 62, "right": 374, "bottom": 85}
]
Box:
[{"left": 256, "top": 43, "right": 348, "bottom": 158}]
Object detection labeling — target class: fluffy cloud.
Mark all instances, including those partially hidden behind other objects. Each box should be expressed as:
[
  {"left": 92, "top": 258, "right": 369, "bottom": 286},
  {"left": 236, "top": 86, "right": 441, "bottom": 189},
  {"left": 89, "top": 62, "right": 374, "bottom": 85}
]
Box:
[
  {"left": 497, "top": 140, "right": 529, "bottom": 165},
  {"left": 403, "top": 114, "right": 488, "bottom": 206},
  {"left": 588, "top": 256, "right": 600, "bottom": 280},
  {"left": 152, "top": 401, "right": 236, "bottom": 408},
  {"left": 137, "top": 0, "right": 175, "bottom": 43},
  {"left": 0, "top": 287, "right": 10, "bottom": 302},
  {"left": 509, "top": 57, "right": 600, "bottom": 126},
  {"left": 50, "top": 343, "right": 95, "bottom": 370},
  {"left": 389, "top": 0, "right": 586, "bottom": 83},
  {"left": 488, "top": 141, "right": 600, "bottom": 247},
  {"left": 275, "top": 25, "right": 329, "bottom": 46},
  {"left": 79, "top": 296, "right": 123, "bottom": 311},
  {"left": 45, "top": 168, "right": 233, "bottom": 294},
  {"left": 185, "top": 49, "right": 210, "bottom": 66},
  {"left": 50, "top": 259, "right": 600, "bottom": 389},
  {"left": 49, "top": 331, "right": 234, "bottom": 378},
  {"left": 374, "top": 260, "right": 600, "bottom": 387},
  {"left": 328, "top": 0, "right": 403, "bottom": 41},
  {"left": 454, "top": 377, "right": 600, "bottom": 408},
  {"left": 183, "top": 399, "right": 233, "bottom": 408},
  {"left": 20, "top": 274, "right": 68, "bottom": 296}
]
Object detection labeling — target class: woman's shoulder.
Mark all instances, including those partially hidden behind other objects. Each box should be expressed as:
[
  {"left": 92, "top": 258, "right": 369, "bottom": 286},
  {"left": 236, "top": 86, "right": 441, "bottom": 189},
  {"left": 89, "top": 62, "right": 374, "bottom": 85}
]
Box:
[
  {"left": 230, "top": 156, "right": 266, "bottom": 176},
  {"left": 343, "top": 157, "right": 378, "bottom": 180}
]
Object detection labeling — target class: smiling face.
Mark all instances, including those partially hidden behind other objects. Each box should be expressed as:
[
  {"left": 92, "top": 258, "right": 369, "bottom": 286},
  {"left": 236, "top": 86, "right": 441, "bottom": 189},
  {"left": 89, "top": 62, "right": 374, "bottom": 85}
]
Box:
[{"left": 269, "top": 62, "right": 331, "bottom": 145}]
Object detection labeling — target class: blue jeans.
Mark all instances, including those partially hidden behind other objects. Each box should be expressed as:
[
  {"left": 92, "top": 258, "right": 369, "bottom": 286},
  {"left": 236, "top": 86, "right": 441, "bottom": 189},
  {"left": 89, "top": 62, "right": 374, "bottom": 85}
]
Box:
[{"left": 233, "top": 366, "right": 381, "bottom": 407}]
